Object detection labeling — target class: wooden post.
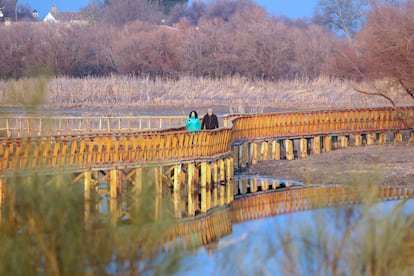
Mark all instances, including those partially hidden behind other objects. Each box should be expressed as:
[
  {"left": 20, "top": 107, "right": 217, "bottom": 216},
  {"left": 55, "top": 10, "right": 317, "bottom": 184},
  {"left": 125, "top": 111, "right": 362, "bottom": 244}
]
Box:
[
  {"left": 261, "top": 141, "right": 269, "bottom": 161},
  {"left": 84, "top": 171, "right": 92, "bottom": 201},
  {"left": 226, "top": 182, "right": 233, "bottom": 204},
  {"left": 212, "top": 185, "right": 218, "bottom": 208},
  {"left": 206, "top": 162, "right": 211, "bottom": 186},
  {"left": 200, "top": 162, "right": 207, "bottom": 213},
  {"left": 367, "top": 133, "right": 376, "bottom": 145},
  {"left": 251, "top": 179, "right": 258, "bottom": 193},
  {"left": 242, "top": 143, "right": 249, "bottom": 168},
  {"left": 241, "top": 179, "right": 247, "bottom": 194},
  {"left": 212, "top": 161, "right": 218, "bottom": 184},
  {"left": 0, "top": 178, "right": 3, "bottom": 210},
  {"left": 378, "top": 133, "right": 387, "bottom": 144},
  {"left": 324, "top": 136, "right": 332, "bottom": 152},
  {"left": 339, "top": 135, "right": 348, "bottom": 148},
  {"left": 250, "top": 142, "right": 258, "bottom": 165},
  {"left": 238, "top": 144, "right": 243, "bottom": 168},
  {"left": 299, "top": 138, "right": 307, "bottom": 158},
  {"left": 273, "top": 180, "right": 280, "bottom": 189},
  {"left": 110, "top": 169, "right": 118, "bottom": 198},
  {"left": 219, "top": 159, "right": 225, "bottom": 183},
  {"left": 312, "top": 136, "right": 321, "bottom": 154},
  {"left": 285, "top": 139, "right": 294, "bottom": 160},
  {"left": 155, "top": 166, "right": 162, "bottom": 195},
  {"left": 271, "top": 140, "right": 280, "bottom": 160},
  {"left": 226, "top": 158, "right": 232, "bottom": 181},
  {"left": 354, "top": 134, "right": 362, "bottom": 146},
  {"left": 173, "top": 190, "right": 181, "bottom": 219},
  {"left": 410, "top": 131, "right": 414, "bottom": 143},
  {"left": 187, "top": 163, "right": 195, "bottom": 216},
  {"left": 262, "top": 179, "right": 269, "bottom": 191},
  {"left": 84, "top": 200, "right": 91, "bottom": 230},
  {"left": 394, "top": 132, "right": 403, "bottom": 143},
  {"left": 220, "top": 185, "right": 225, "bottom": 206},
  {"left": 201, "top": 186, "right": 207, "bottom": 214},
  {"left": 206, "top": 184, "right": 211, "bottom": 210},
  {"left": 173, "top": 164, "right": 181, "bottom": 191},
  {"left": 155, "top": 192, "right": 161, "bottom": 220},
  {"left": 134, "top": 168, "right": 142, "bottom": 194},
  {"left": 109, "top": 199, "right": 117, "bottom": 225}
]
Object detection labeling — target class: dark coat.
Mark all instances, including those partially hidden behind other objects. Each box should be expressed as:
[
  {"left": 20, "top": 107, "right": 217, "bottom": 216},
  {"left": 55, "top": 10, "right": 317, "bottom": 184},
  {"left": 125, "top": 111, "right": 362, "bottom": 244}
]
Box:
[{"left": 201, "top": 113, "right": 219, "bottom": 130}]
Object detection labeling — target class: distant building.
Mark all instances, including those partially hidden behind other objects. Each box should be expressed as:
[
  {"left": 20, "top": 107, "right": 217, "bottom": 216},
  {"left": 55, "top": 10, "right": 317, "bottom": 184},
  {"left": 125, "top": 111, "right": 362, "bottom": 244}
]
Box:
[
  {"left": 43, "top": 5, "right": 88, "bottom": 24},
  {"left": 32, "top": 9, "right": 39, "bottom": 21}
]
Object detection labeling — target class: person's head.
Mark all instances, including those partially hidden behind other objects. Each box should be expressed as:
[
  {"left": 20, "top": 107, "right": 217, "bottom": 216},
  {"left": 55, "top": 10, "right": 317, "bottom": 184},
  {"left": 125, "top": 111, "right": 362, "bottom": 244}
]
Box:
[
  {"left": 207, "top": 108, "right": 213, "bottom": 115},
  {"left": 189, "top": 110, "right": 198, "bottom": 118}
]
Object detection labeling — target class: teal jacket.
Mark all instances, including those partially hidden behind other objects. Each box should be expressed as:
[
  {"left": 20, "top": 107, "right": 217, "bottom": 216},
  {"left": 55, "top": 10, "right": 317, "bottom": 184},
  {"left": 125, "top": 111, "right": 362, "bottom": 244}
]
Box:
[{"left": 185, "top": 117, "right": 201, "bottom": 131}]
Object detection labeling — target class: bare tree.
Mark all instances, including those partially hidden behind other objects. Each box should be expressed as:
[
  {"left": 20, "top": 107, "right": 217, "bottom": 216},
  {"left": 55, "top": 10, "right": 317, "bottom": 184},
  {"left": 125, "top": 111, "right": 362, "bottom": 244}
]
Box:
[
  {"left": 313, "top": 0, "right": 370, "bottom": 42},
  {"left": 184, "top": 0, "right": 207, "bottom": 25},
  {"left": 0, "top": 0, "right": 31, "bottom": 21},
  {"left": 100, "top": 0, "right": 163, "bottom": 26},
  {"left": 232, "top": 7, "right": 295, "bottom": 80},
  {"left": 292, "top": 25, "right": 336, "bottom": 79},
  {"left": 327, "top": 0, "right": 414, "bottom": 106},
  {"left": 112, "top": 20, "right": 183, "bottom": 77}
]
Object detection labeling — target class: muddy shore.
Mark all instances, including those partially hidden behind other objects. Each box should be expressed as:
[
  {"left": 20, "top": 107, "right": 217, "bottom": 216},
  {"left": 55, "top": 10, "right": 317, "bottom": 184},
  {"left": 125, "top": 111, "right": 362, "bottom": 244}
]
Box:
[{"left": 248, "top": 142, "right": 414, "bottom": 186}]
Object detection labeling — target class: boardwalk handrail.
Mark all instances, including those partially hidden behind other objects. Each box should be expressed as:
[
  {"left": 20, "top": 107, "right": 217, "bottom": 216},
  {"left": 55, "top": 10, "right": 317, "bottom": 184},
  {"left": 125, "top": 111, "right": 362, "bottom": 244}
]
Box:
[
  {"left": 0, "top": 128, "right": 232, "bottom": 175},
  {"left": 0, "top": 115, "right": 189, "bottom": 137},
  {"left": 0, "top": 115, "right": 231, "bottom": 138},
  {"left": 1, "top": 106, "right": 413, "bottom": 176},
  {"left": 231, "top": 107, "right": 414, "bottom": 141}
]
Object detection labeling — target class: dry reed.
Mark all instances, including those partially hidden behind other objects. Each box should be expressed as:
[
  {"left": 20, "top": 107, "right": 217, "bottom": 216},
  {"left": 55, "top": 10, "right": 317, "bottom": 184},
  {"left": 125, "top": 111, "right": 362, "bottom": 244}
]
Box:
[{"left": 1, "top": 75, "right": 413, "bottom": 113}]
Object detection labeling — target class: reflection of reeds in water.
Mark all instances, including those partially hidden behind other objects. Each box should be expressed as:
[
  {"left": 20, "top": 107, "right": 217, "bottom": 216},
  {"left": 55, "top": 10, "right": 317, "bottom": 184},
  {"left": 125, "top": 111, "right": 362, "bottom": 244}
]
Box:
[
  {"left": 0, "top": 173, "right": 190, "bottom": 274},
  {"left": 271, "top": 180, "right": 414, "bottom": 275},
  {"left": 2, "top": 172, "right": 414, "bottom": 274}
]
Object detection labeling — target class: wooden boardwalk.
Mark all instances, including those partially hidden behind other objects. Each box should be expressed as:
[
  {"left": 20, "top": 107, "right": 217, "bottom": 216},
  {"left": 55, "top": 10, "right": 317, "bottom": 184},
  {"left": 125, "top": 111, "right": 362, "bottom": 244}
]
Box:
[{"left": 0, "top": 107, "right": 413, "bottom": 211}]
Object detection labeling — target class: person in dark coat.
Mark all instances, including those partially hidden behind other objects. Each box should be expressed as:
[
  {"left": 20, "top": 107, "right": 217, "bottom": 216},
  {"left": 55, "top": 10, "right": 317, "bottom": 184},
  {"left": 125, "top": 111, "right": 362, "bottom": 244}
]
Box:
[{"left": 201, "top": 108, "right": 219, "bottom": 130}]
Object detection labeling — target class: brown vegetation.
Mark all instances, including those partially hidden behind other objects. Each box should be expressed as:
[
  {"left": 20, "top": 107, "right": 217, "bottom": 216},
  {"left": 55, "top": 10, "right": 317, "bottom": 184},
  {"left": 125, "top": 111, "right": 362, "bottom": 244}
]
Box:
[
  {"left": 0, "top": 1, "right": 413, "bottom": 110},
  {"left": 2, "top": 75, "right": 413, "bottom": 113}
]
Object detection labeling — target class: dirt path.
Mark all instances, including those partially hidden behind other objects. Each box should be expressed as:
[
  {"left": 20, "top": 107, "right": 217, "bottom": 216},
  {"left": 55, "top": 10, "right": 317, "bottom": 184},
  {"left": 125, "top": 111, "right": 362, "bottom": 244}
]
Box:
[{"left": 248, "top": 142, "right": 414, "bottom": 186}]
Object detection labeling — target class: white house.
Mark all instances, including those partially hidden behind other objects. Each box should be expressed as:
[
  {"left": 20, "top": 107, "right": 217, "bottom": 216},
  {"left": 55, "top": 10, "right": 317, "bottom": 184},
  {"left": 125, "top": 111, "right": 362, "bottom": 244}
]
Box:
[{"left": 43, "top": 5, "right": 88, "bottom": 24}]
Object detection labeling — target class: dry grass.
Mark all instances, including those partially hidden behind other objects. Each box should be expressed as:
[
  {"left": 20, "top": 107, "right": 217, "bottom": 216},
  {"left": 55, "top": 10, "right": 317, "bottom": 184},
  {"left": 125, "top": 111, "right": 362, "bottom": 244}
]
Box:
[{"left": 1, "top": 75, "right": 413, "bottom": 113}]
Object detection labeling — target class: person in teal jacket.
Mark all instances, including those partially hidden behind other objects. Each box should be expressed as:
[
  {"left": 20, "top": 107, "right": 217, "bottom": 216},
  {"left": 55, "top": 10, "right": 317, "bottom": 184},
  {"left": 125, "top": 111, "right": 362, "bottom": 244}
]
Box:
[{"left": 185, "top": 110, "right": 201, "bottom": 131}]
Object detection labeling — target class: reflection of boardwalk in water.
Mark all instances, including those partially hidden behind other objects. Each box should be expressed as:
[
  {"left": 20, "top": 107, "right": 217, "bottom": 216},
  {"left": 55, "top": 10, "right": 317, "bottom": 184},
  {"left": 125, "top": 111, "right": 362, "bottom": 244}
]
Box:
[{"left": 136, "top": 180, "right": 414, "bottom": 256}]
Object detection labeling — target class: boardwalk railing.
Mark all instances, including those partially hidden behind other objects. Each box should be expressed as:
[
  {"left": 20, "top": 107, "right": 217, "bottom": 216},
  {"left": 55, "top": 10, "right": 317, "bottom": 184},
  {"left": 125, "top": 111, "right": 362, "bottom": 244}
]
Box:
[
  {"left": 0, "top": 115, "right": 230, "bottom": 138},
  {"left": 231, "top": 107, "right": 414, "bottom": 141},
  {"left": 1, "top": 128, "right": 232, "bottom": 175},
  {"left": 0, "top": 116, "right": 188, "bottom": 137},
  {"left": 0, "top": 106, "right": 413, "bottom": 176}
]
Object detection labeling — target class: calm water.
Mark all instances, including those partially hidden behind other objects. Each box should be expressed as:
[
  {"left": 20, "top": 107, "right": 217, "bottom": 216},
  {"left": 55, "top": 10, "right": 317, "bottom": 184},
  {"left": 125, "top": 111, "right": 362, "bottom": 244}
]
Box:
[
  {"left": 100, "top": 170, "right": 414, "bottom": 275},
  {"left": 164, "top": 199, "right": 414, "bottom": 275}
]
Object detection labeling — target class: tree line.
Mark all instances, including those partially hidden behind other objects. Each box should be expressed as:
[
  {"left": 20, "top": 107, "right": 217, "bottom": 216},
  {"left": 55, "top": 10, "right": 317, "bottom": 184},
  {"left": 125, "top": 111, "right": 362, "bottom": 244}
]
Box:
[{"left": 0, "top": 0, "right": 413, "bottom": 100}]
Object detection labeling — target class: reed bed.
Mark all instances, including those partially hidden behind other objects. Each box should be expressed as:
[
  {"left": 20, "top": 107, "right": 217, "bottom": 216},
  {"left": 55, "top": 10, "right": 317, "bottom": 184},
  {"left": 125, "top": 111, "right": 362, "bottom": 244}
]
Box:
[{"left": 1, "top": 75, "right": 412, "bottom": 113}]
